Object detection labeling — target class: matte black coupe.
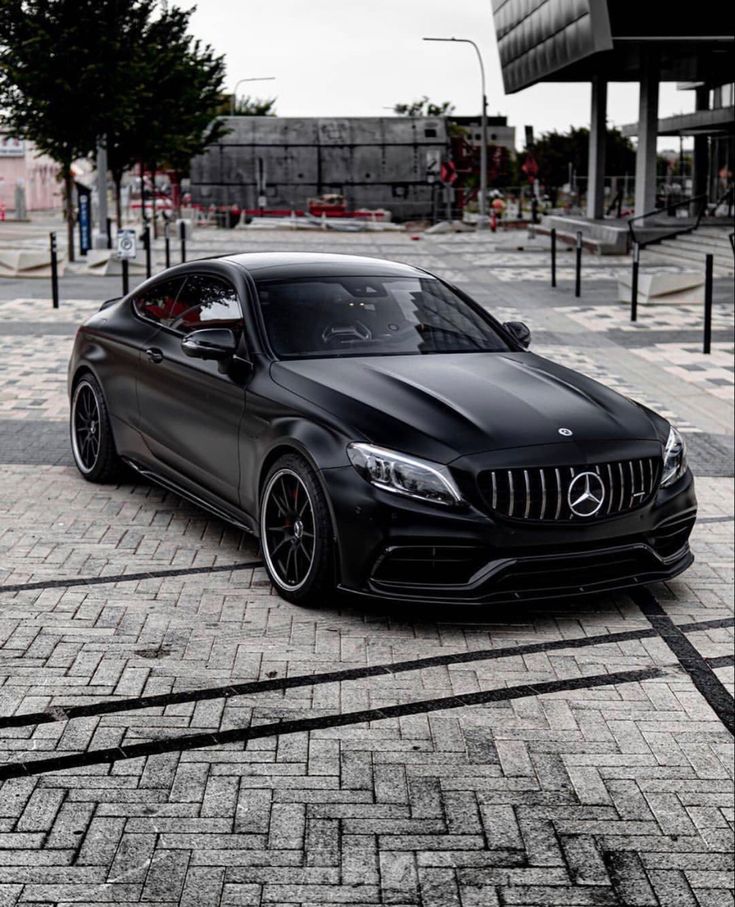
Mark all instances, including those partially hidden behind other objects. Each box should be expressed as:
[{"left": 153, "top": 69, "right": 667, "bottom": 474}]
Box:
[{"left": 68, "top": 252, "right": 696, "bottom": 605}]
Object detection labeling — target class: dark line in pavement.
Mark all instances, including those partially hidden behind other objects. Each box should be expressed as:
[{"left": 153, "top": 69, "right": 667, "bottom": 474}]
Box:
[
  {"left": 678, "top": 617, "right": 735, "bottom": 633},
  {"left": 0, "top": 560, "right": 263, "bottom": 595},
  {"left": 0, "top": 667, "right": 662, "bottom": 781},
  {"left": 632, "top": 588, "right": 735, "bottom": 737},
  {"left": 696, "top": 515, "right": 735, "bottom": 523},
  {"left": 706, "top": 654, "right": 735, "bottom": 669},
  {"left": 1, "top": 616, "right": 729, "bottom": 731}
]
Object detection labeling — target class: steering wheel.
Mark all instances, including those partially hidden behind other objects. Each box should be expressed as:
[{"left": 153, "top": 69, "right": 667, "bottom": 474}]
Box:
[{"left": 321, "top": 321, "right": 373, "bottom": 346}]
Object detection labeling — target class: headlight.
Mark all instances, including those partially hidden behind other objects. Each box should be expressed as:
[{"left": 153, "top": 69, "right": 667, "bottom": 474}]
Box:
[
  {"left": 661, "top": 425, "right": 687, "bottom": 487},
  {"left": 347, "top": 443, "right": 463, "bottom": 506}
]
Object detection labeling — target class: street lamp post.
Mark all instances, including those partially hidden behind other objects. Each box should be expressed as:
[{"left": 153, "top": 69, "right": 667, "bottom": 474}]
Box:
[
  {"left": 230, "top": 77, "right": 277, "bottom": 116},
  {"left": 423, "top": 37, "right": 488, "bottom": 229}
]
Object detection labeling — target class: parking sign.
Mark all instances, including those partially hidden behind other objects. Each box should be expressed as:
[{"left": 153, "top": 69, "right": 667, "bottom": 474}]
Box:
[{"left": 116, "top": 229, "right": 137, "bottom": 260}]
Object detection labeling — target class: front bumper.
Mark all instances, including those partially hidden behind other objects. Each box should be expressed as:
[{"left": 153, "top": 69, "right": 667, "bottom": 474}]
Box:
[{"left": 321, "top": 462, "right": 697, "bottom": 605}]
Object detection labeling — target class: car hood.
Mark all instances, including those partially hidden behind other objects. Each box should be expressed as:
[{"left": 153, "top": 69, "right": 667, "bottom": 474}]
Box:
[{"left": 271, "top": 352, "right": 663, "bottom": 463}]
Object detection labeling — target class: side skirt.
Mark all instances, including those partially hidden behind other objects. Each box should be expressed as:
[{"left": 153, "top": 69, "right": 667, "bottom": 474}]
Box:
[{"left": 122, "top": 457, "right": 259, "bottom": 537}]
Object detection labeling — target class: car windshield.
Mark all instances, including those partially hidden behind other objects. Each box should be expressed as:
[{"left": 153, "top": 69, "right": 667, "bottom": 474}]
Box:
[{"left": 255, "top": 275, "right": 510, "bottom": 359}]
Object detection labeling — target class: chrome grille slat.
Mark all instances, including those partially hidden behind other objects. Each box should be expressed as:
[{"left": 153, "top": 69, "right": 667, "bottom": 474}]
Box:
[
  {"left": 482, "top": 456, "right": 661, "bottom": 523},
  {"left": 539, "top": 468, "right": 547, "bottom": 520},
  {"left": 507, "top": 470, "right": 514, "bottom": 518}
]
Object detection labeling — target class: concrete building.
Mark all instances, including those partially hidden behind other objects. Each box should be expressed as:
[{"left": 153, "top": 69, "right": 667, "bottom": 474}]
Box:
[
  {"left": 451, "top": 116, "right": 516, "bottom": 154},
  {"left": 490, "top": 2, "right": 734, "bottom": 218},
  {"left": 190, "top": 116, "right": 449, "bottom": 222}
]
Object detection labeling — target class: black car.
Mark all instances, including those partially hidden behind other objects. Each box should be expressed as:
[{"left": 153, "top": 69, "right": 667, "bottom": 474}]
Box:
[{"left": 68, "top": 252, "right": 696, "bottom": 606}]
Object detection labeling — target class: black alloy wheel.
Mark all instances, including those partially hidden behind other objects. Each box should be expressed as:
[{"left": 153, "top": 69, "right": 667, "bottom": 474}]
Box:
[
  {"left": 70, "top": 375, "right": 121, "bottom": 482},
  {"left": 260, "top": 454, "right": 335, "bottom": 605}
]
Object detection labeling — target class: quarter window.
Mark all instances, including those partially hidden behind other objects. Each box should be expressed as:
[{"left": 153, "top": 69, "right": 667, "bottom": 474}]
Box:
[
  {"left": 132, "top": 278, "right": 185, "bottom": 324},
  {"left": 168, "top": 275, "right": 243, "bottom": 334}
]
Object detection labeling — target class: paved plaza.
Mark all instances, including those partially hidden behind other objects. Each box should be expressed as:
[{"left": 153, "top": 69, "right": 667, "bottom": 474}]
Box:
[{"left": 0, "top": 228, "right": 733, "bottom": 906}]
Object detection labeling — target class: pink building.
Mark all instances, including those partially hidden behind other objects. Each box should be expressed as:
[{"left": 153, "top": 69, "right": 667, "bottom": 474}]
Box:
[{"left": 0, "top": 135, "right": 62, "bottom": 214}]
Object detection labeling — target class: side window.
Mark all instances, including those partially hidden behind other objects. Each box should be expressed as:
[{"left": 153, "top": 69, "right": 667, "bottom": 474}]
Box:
[
  {"left": 168, "top": 275, "right": 243, "bottom": 335},
  {"left": 132, "top": 278, "right": 184, "bottom": 324}
]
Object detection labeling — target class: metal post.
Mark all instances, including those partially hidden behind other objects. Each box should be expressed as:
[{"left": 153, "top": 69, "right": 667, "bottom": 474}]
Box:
[
  {"left": 50, "top": 232, "right": 59, "bottom": 310},
  {"left": 179, "top": 219, "right": 187, "bottom": 263},
  {"left": 122, "top": 258, "right": 129, "bottom": 296},
  {"left": 631, "top": 241, "right": 640, "bottom": 322},
  {"left": 551, "top": 228, "right": 557, "bottom": 288},
  {"left": 144, "top": 224, "right": 152, "bottom": 278},
  {"left": 106, "top": 217, "right": 113, "bottom": 249},
  {"left": 575, "top": 231, "right": 582, "bottom": 297},
  {"left": 422, "top": 37, "right": 487, "bottom": 229},
  {"left": 703, "top": 253, "right": 713, "bottom": 354},
  {"left": 94, "top": 139, "right": 109, "bottom": 249},
  {"left": 165, "top": 234, "right": 171, "bottom": 270}
]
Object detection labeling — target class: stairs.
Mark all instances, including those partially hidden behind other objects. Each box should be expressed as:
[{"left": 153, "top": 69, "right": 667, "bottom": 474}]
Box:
[{"left": 645, "top": 223, "right": 735, "bottom": 276}]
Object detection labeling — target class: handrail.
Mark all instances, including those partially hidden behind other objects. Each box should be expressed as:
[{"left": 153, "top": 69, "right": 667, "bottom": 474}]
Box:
[{"left": 627, "top": 193, "right": 708, "bottom": 249}]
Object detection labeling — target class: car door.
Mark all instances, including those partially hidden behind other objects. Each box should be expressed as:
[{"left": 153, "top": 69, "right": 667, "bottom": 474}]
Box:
[{"left": 136, "top": 272, "right": 247, "bottom": 505}]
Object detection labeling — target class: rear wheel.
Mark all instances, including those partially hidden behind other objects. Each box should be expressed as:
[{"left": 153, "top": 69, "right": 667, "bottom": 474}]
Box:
[
  {"left": 260, "top": 453, "right": 335, "bottom": 606},
  {"left": 70, "top": 374, "right": 121, "bottom": 482}
]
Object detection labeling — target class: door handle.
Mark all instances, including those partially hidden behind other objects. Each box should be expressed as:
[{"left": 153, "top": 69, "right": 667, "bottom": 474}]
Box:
[{"left": 145, "top": 348, "right": 164, "bottom": 364}]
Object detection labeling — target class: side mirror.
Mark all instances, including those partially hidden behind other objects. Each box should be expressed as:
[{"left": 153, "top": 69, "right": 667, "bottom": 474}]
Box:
[
  {"left": 503, "top": 321, "right": 531, "bottom": 349},
  {"left": 181, "top": 328, "right": 237, "bottom": 361}
]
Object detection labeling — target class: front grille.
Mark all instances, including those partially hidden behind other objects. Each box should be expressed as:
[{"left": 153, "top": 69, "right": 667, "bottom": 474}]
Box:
[{"left": 479, "top": 457, "right": 661, "bottom": 522}]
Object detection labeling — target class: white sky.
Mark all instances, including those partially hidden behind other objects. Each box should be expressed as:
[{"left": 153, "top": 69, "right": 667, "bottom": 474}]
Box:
[{"left": 178, "top": 0, "right": 695, "bottom": 150}]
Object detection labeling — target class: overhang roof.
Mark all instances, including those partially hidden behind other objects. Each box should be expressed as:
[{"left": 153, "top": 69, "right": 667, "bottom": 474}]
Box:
[{"left": 492, "top": 1, "right": 734, "bottom": 93}]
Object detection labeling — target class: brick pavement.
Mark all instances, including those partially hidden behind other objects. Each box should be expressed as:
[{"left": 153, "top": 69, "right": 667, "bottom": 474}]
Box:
[{"left": 0, "top": 229, "right": 732, "bottom": 906}]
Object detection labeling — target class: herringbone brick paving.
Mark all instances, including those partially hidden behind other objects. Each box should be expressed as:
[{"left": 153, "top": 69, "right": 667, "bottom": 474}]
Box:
[{"left": 0, "top": 231, "right": 732, "bottom": 906}]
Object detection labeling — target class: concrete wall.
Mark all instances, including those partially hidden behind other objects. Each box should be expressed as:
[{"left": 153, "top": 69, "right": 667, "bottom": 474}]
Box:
[{"left": 190, "top": 116, "right": 449, "bottom": 221}]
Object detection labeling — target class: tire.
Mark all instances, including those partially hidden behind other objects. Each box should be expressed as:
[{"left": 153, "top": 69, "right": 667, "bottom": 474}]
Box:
[
  {"left": 70, "top": 374, "right": 122, "bottom": 483},
  {"left": 260, "top": 453, "right": 336, "bottom": 606}
]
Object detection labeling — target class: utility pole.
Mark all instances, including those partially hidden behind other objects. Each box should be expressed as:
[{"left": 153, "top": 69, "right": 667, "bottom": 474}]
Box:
[
  {"left": 94, "top": 139, "right": 109, "bottom": 249},
  {"left": 230, "top": 76, "right": 277, "bottom": 116},
  {"left": 423, "top": 37, "right": 488, "bottom": 229}
]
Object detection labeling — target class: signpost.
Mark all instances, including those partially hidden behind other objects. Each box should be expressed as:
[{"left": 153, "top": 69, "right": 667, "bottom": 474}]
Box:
[
  {"left": 116, "top": 228, "right": 137, "bottom": 296},
  {"left": 77, "top": 184, "right": 92, "bottom": 256}
]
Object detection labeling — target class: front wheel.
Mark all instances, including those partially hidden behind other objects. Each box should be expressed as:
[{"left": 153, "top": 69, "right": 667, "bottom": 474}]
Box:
[
  {"left": 260, "top": 453, "right": 336, "bottom": 606},
  {"left": 70, "top": 374, "right": 122, "bottom": 482}
]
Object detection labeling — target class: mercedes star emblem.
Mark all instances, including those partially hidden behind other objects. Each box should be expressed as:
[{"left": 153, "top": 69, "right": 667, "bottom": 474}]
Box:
[
  {"left": 558, "top": 427, "right": 573, "bottom": 437},
  {"left": 567, "top": 471, "right": 605, "bottom": 518}
]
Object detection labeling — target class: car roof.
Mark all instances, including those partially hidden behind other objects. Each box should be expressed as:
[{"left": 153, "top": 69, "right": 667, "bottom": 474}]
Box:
[{"left": 222, "top": 251, "right": 429, "bottom": 281}]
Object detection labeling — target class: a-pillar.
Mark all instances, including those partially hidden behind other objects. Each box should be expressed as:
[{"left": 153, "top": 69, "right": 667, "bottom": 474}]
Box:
[
  {"left": 586, "top": 76, "right": 607, "bottom": 219},
  {"left": 692, "top": 86, "right": 710, "bottom": 199},
  {"left": 634, "top": 55, "right": 660, "bottom": 216}
]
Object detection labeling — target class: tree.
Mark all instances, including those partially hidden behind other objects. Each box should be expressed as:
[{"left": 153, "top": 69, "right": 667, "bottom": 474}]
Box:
[
  {"left": 228, "top": 95, "right": 277, "bottom": 116},
  {"left": 0, "top": 0, "right": 155, "bottom": 259},
  {"left": 394, "top": 97, "right": 455, "bottom": 117},
  {"left": 521, "top": 126, "right": 636, "bottom": 204},
  {"left": 106, "top": 5, "right": 227, "bottom": 226}
]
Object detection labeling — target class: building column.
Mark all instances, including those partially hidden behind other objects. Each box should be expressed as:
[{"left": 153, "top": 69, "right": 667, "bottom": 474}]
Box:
[
  {"left": 692, "top": 86, "right": 710, "bottom": 199},
  {"left": 634, "top": 55, "right": 660, "bottom": 216},
  {"left": 586, "top": 76, "right": 607, "bottom": 219}
]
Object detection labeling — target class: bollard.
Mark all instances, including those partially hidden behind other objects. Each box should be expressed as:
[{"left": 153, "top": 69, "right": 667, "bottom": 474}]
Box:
[
  {"left": 550, "top": 228, "right": 557, "bottom": 288},
  {"left": 703, "top": 253, "right": 713, "bottom": 354},
  {"left": 630, "top": 241, "right": 640, "bottom": 322},
  {"left": 106, "top": 217, "right": 113, "bottom": 250},
  {"left": 122, "top": 258, "right": 129, "bottom": 296},
  {"left": 143, "top": 224, "right": 152, "bottom": 279},
  {"left": 50, "top": 232, "right": 59, "bottom": 310},
  {"left": 179, "top": 219, "right": 187, "bottom": 263},
  {"left": 574, "top": 231, "right": 582, "bottom": 297},
  {"left": 165, "top": 235, "right": 171, "bottom": 270}
]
